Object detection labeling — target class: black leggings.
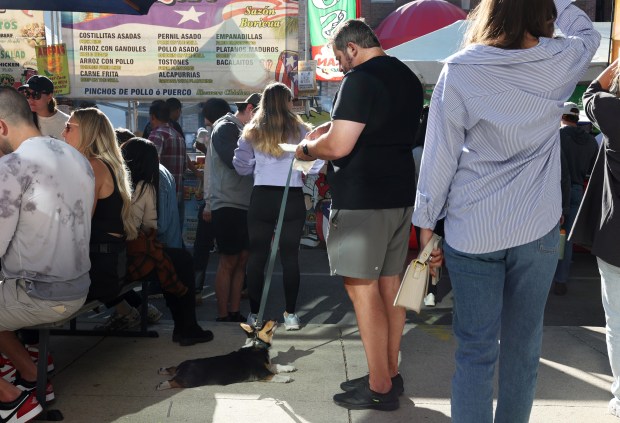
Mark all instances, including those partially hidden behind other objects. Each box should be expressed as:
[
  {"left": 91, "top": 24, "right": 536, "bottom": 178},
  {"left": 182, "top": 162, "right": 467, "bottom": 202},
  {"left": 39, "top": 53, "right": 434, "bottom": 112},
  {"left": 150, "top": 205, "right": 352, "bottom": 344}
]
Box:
[{"left": 247, "top": 186, "right": 305, "bottom": 314}]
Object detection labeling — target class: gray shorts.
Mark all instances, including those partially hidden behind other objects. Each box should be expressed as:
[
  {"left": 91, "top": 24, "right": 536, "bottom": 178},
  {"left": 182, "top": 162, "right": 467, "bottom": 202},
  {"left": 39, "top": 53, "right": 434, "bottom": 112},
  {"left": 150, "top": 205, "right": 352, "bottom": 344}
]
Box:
[
  {"left": 0, "top": 278, "right": 86, "bottom": 331},
  {"left": 326, "top": 207, "right": 413, "bottom": 280}
]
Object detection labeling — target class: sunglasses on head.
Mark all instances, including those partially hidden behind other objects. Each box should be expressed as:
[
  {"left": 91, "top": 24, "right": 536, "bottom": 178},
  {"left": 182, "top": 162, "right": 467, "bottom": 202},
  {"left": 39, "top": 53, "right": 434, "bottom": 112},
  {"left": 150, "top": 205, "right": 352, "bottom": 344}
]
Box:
[
  {"left": 64, "top": 122, "right": 79, "bottom": 132},
  {"left": 21, "top": 90, "right": 48, "bottom": 100}
]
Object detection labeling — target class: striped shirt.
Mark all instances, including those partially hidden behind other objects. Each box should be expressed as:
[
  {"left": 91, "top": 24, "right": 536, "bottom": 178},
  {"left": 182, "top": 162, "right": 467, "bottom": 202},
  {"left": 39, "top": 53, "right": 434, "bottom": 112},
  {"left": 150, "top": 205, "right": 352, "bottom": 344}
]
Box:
[{"left": 412, "top": 0, "right": 600, "bottom": 254}]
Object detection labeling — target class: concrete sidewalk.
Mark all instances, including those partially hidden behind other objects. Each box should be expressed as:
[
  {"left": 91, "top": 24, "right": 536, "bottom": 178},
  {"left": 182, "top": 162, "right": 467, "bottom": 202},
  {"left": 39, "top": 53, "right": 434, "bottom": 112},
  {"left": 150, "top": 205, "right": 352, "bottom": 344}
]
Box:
[
  {"left": 41, "top": 249, "right": 616, "bottom": 422},
  {"left": 45, "top": 322, "right": 615, "bottom": 422}
]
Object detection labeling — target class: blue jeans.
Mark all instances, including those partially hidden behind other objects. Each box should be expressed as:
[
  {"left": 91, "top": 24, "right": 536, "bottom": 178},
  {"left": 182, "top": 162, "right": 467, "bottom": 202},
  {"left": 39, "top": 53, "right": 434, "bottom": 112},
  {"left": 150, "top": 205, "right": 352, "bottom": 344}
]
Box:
[
  {"left": 554, "top": 184, "right": 584, "bottom": 284},
  {"left": 445, "top": 226, "right": 558, "bottom": 423}
]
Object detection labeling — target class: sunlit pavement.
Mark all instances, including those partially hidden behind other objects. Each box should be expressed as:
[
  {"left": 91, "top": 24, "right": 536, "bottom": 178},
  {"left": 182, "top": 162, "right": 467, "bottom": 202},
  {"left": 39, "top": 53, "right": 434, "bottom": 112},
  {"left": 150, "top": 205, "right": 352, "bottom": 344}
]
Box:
[{"left": 46, "top": 249, "right": 617, "bottom": 422}]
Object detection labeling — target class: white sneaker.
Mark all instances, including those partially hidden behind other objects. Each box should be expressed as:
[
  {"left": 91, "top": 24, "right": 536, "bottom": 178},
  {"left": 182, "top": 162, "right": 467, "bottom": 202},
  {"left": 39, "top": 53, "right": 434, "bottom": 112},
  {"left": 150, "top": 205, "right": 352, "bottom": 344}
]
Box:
[
  {"left": 283, "top": 312, "right": 300, "bottom": 330},
  {"left": 246, "top": 313, "right": 257, "bottom": 327},
  {"left": 147, "top": 303, "right": 163, "bottom": 324},
  {"left": 424, "top": 293, "right": 436, "bottom": 307},
  {"left": 609, "top": 397, "right": 620, "bottom": 417},
  {"left": 96, "top": 307, "right": 141, "bottom": 331}
]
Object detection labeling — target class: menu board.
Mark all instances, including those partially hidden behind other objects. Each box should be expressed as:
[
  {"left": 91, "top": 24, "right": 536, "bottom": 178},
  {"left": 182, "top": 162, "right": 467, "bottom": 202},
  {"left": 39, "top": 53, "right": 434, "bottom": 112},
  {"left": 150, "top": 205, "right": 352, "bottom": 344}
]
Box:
[
  {"left": 0, "top": 9, "right": 45, "bottom": 88},
  {"left": 61, "top": 0, "right": 300, "bottom": 100}
]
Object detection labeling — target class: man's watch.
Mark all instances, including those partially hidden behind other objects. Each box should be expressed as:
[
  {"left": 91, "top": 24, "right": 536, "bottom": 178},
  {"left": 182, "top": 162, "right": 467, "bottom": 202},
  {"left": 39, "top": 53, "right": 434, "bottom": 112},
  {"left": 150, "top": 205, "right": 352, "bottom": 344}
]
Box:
[{"left": 302, "top": 143, "right": 312, "bottom": 157}]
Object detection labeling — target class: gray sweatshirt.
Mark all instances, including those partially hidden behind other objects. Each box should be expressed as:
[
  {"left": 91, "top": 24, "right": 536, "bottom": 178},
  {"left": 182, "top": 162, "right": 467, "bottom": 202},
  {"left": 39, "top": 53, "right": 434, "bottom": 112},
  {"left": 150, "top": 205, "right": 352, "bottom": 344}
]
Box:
[{"left": 208, "top": 113, "right": 253, "bottom": 211}]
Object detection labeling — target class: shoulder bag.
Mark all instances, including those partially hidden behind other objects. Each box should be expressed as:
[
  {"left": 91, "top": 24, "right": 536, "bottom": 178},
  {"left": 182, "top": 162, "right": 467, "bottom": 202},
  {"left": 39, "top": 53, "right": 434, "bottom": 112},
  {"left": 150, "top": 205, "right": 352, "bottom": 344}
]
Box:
[{"left": 393, "top": 233, "right": 442, "bottom": 313}]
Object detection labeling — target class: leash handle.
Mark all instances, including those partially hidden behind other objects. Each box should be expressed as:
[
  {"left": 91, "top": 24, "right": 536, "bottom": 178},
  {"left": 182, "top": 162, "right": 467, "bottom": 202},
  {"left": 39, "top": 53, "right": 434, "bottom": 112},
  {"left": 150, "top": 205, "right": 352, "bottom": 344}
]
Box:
[{"left": 256, "top": 159, "right": 294, "bottom": 327}]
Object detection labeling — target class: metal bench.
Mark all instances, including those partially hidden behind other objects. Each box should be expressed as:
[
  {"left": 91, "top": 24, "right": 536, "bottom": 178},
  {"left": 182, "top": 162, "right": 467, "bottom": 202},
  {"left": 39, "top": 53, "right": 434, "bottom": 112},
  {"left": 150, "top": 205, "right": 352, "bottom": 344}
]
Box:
[{"left": 28, "top": 280, "right": 158, "bottom": 421}]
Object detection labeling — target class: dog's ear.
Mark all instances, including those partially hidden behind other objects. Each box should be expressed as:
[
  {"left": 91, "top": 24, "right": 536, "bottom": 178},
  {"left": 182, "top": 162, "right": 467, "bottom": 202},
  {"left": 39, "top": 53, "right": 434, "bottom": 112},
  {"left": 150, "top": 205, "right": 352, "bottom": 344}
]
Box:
[{"left": 240, "top": 323, "right": 254, "bottom": 334}]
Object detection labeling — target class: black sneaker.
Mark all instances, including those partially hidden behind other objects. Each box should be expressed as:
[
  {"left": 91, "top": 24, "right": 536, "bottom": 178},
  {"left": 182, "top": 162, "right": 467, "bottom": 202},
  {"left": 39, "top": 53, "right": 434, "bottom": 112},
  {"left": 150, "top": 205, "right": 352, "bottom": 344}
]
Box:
[
  {"left": 333, "top": 380, "right": 399, "bottom": 411},
  {"left": 340, "top": 373, "right": 404, "bottom": 396},
  {"left": 227, "top": 312, "right": 247, "bottom": 322}
]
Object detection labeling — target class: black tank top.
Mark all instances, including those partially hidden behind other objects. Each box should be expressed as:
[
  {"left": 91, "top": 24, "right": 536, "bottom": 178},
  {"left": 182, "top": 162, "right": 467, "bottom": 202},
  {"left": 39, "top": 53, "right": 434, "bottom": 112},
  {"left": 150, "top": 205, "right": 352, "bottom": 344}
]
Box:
[{"left": 91, "top": 160, "right": 125, "bottom": 242}]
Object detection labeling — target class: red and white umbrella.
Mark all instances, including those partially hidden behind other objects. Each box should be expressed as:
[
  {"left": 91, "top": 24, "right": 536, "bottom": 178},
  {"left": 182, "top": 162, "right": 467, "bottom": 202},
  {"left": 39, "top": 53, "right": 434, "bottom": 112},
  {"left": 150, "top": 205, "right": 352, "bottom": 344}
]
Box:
[{"left": 375, "top": 0, "right": 467, "bottom": 50}]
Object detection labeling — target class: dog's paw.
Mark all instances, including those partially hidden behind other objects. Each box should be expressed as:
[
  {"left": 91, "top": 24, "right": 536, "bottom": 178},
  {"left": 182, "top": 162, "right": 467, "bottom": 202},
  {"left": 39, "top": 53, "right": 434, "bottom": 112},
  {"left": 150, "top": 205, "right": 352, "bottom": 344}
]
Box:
[
  {"left": 269, "top": 363, "right": 297, "bottom": 374},
  {"left": 277, "top": 364, "right": 297, "bottom": 373},
  {"left": 270, "top": 374, "right": 294, "bottom": 383},
  {"left": 156, "top": 381, "right": 172, "bottom": 390},
  {"left": 158, "top": 367, "right": 171, "bottom": 375}
]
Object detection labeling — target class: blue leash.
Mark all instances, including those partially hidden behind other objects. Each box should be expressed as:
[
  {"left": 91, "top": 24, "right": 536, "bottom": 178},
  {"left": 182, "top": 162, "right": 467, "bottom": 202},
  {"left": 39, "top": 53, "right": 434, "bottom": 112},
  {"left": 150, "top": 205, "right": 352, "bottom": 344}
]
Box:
[{"left": 255, "top": 159, "right": 294, "bottom": 328}]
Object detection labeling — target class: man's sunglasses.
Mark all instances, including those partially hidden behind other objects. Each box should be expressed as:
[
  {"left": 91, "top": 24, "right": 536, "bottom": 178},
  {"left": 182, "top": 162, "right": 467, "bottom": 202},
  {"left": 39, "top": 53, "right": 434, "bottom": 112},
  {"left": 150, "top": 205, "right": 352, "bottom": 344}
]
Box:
[{"left": 21, "top": 90, "right": 49, "bottom": 100}]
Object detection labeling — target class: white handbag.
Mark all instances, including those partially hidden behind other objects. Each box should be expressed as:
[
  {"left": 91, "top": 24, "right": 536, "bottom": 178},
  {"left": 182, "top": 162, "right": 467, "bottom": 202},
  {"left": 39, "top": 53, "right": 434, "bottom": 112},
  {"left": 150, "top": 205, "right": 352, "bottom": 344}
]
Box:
[{"left": 393, "top": 233, "right": 442, "bottom": 313}]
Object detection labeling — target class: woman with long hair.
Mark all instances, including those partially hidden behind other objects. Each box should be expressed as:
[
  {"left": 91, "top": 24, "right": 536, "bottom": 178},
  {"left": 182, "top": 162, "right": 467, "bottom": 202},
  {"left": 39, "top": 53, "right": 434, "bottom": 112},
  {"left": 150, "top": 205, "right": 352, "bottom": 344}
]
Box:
[
  {"left": 233, "top": 82, "right": 323, "bottom": 329},
  {"left": 412, "top": 0, "right": 599, "bottom": 421},
  {"left": 63, "top": 108, "right": 137, "bottom": 304},
  {"left": 121, "top": 137, "right": 213, "bottom": 346}
]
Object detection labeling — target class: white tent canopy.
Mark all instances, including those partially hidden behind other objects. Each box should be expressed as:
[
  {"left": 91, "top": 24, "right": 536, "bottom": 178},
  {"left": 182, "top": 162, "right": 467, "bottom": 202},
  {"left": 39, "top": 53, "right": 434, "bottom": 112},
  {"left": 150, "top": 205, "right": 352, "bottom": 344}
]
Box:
[{"left": 387, "top": 20, "right": 611, "bottom": 86}]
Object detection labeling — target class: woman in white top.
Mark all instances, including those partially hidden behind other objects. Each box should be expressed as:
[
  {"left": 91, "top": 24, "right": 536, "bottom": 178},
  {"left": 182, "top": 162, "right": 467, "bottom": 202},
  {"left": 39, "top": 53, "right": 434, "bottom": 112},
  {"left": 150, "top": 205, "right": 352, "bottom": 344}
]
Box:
[{"left": 233, "top": 82, "right": 323, "bottom": 329}]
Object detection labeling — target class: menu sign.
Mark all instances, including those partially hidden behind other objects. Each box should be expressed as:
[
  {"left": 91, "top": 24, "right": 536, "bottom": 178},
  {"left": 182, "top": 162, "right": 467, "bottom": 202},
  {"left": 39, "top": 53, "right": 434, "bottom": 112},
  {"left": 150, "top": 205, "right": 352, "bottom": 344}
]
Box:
[
  {"left": 36, "top": 44, "right": 71, "bottom": 95},
  {"left": 61, "top": 0, "right": 300, "bottom": 100},
  {"left": 0, "top": 9, "right": 45, "bottom": 88}
]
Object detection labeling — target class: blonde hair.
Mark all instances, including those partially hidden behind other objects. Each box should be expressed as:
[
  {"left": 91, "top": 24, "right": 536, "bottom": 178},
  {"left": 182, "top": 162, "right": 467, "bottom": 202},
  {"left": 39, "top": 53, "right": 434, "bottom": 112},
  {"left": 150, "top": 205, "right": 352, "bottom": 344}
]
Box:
[
  {"left": 71, "top": 108, "right": 137, "bottom": 240},
  {"left": 242, "top": 82, "right": 311, "bottom": 157}
]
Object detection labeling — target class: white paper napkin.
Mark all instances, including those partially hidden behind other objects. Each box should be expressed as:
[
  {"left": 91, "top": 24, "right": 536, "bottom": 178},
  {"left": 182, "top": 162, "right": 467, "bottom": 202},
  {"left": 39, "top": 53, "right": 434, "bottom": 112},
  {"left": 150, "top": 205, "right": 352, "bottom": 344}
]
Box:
[{"left": 279, "top": 143, "right": 316, "bottom": 174}]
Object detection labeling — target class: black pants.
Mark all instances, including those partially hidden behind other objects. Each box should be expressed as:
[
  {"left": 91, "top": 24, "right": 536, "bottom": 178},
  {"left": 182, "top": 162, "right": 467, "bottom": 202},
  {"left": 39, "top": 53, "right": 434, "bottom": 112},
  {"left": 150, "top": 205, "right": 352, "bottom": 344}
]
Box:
[
  {"left": 246, "top": 186, "right": 305, "bottom": 314},
  {"left": 112, "top": 247, "right": 201, "bottom": 336}
]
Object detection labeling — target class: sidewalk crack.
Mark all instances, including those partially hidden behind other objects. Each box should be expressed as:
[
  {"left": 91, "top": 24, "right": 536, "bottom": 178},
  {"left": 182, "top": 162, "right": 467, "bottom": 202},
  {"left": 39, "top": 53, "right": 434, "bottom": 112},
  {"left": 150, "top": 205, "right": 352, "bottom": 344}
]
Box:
[
  {"left": 339, "top": 327, "right": 349, "bottom": 381},
  {"left": 338, "top": 328, "right": 353, "bottom": 422},
  {"left": 566, "top": 328, "right": 607, "bottom": 356}
]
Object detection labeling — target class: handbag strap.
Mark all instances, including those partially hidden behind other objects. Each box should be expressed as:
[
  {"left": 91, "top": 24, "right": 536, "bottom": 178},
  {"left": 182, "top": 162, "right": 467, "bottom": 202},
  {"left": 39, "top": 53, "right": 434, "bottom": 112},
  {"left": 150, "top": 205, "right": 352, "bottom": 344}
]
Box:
[{"left": 416, "top": 233, "right": 441, "bottom": 264}]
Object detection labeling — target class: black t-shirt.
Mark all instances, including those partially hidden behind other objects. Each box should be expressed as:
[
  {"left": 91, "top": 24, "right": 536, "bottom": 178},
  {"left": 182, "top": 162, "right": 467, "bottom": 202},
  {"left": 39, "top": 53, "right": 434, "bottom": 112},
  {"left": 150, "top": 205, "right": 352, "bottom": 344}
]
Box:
[{"left": 329, "top": 55, "right": 423, "bottom": 209}]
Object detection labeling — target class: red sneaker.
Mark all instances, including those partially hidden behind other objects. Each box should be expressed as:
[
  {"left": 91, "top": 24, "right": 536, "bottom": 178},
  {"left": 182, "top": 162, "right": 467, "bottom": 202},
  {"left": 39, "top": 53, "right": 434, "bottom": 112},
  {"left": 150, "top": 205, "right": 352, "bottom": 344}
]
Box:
[
  {"left": 24, "top": 346, "right": 54, "bottom": 372},
  {"left": 0, "top": 355, "right": 16, "bottom": 383},
  {"left": 0, "top": 391, "right": 42, "bottom": 423},
  {"left": 14, "top": 378, "right": 55, "bottom": 403}
]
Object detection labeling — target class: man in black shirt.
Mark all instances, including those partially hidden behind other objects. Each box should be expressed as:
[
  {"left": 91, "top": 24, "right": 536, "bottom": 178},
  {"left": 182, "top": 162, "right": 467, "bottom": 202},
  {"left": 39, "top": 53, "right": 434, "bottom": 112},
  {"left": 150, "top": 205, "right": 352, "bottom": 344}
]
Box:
[{"left": 296, "top": 19, "right": 427, "bottom": 411}]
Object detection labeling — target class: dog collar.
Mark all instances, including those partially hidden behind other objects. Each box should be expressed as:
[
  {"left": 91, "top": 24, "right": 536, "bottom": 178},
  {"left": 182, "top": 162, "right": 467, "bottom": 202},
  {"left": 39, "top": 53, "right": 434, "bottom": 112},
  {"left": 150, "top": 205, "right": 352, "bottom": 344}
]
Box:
[{"left": 242, "top": 337, "right": 271, "bottom": 349}]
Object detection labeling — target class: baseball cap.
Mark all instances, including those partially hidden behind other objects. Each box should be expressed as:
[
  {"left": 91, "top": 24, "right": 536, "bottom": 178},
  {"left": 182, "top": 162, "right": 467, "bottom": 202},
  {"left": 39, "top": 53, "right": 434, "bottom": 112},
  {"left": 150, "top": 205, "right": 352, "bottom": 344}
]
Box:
[
  {"left": 18, "top": 75, "right": 54, "bottom": 93},
  {"left": 562, "top": 102, "right": 579, "bottom": 118},
  {"left": 234, "top": 93, "right": 261, "bottom": 108}
]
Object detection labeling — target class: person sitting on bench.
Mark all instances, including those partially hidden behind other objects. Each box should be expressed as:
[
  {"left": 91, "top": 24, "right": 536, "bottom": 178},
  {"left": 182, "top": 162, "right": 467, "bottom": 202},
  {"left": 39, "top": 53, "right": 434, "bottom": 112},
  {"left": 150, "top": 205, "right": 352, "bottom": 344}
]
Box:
[
  {"left": 0, "top": 87, "right": 94, "bottom": 420},
  {"left": 115, "top": 137, "right": 214, "bottom": 346}
]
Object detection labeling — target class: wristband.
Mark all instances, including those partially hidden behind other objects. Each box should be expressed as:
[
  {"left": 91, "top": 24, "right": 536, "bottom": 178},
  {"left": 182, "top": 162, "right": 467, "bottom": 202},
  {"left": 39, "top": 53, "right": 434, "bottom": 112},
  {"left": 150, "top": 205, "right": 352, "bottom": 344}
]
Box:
[{"left": 302, "top": 143, "right": 312, "bottom": 157}]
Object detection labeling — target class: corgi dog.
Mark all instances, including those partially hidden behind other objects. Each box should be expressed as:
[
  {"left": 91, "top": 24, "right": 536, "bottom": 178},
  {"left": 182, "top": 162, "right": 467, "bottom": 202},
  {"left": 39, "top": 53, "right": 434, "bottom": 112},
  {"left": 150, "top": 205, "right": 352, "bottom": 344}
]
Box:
[{"left": 156, "top": 320, "right": 296, "bottom": 390}]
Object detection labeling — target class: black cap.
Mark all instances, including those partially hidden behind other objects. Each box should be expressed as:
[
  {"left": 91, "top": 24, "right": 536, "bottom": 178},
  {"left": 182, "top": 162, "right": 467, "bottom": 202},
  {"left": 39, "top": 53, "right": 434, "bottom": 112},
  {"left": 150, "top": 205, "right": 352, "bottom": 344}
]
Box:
[
  {"left": 18, "top": 75, "right": 54, "bottom": 93},
  {"left": 234, "top": 93, "right": 261, "bottom": 108}
]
